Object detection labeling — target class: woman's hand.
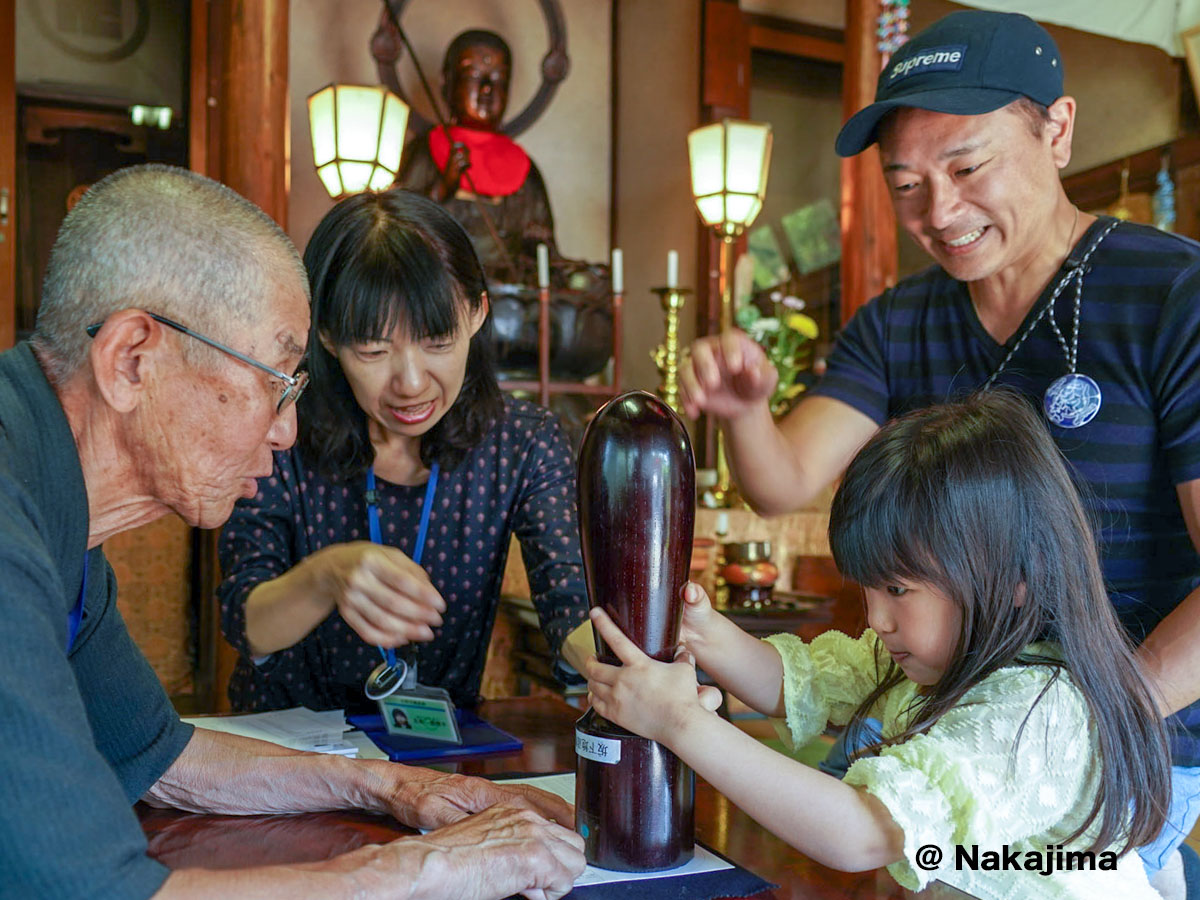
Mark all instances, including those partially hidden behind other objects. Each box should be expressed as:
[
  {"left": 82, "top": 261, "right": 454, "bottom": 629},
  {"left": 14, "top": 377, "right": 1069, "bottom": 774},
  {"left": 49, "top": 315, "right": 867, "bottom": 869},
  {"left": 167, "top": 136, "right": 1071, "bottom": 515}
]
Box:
[
  {"left": 302, "top": 541, "right": 445, "bottom": 647},
  {"left": 584, "top": 608, "right": 720, "bottom": 745}
]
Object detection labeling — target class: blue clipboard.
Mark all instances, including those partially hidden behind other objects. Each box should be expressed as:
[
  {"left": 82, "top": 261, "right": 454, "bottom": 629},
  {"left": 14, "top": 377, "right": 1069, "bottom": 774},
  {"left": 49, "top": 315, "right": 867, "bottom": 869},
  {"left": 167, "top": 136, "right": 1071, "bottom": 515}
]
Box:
[{"left": 347, "top": 709, "right": 523, "bottom": 762}]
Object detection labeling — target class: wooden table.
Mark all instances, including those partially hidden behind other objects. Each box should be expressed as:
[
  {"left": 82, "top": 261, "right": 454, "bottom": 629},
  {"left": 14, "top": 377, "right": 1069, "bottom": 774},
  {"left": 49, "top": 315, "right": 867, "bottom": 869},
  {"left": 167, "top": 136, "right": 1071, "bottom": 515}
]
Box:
[{"left": 138, "top": 697, "right": 964, "bottom": 899}]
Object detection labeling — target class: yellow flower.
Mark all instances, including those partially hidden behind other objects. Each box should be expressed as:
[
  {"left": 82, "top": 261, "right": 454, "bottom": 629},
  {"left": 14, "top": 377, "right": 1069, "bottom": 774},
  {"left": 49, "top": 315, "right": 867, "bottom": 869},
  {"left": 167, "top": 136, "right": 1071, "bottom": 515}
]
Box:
[
  {"left": 785, "top": 313, "right": 819, "bottom": 340},
  {"left": 781, "top": 382, "right": 807, "bottom": 401}
]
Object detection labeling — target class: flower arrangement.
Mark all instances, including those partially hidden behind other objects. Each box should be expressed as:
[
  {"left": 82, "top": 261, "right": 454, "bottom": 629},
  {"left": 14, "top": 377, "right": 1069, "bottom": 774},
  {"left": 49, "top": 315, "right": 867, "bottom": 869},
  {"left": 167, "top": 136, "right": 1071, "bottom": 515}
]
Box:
[{"left": 734, "top": 296, "right": 819, "bottom": 417}]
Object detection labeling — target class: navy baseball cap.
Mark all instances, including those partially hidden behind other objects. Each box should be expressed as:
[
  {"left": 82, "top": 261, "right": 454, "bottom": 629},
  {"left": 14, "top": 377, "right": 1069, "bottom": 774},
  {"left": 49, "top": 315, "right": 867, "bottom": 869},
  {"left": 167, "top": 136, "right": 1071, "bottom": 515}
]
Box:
[{"left": 835, "top": 10, "right": 1063, "bottom": 157}]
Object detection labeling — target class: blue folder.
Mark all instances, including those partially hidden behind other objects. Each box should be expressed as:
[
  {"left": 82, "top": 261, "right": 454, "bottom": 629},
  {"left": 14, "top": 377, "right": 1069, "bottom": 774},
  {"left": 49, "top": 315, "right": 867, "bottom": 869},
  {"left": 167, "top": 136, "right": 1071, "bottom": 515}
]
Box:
[{"left": 346, "top": 709, "right": 523, "bottom": 762}]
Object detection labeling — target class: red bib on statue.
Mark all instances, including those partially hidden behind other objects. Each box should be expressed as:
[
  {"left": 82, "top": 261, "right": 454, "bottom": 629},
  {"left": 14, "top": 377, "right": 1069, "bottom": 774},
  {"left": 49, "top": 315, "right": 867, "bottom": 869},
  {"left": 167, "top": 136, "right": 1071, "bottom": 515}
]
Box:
[{"left": 429, "top": 126, "right": 531, "bottom": 198}]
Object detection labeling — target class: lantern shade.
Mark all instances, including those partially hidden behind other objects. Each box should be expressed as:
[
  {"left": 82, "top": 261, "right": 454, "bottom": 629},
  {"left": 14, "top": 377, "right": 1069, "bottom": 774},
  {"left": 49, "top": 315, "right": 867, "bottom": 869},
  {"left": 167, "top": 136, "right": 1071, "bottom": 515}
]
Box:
[
  {"left": 307, "top": 84, "right": 411, "bottom": 199},
  {"left": 687, "top": 119, "right": 773, "bottom": 236}
]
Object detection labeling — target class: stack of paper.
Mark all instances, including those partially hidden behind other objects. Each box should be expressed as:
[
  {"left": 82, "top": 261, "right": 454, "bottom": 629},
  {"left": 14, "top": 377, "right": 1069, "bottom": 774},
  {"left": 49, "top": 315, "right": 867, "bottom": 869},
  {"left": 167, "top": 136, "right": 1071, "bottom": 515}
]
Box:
[{"left": 182, "top": 707, "right": 357, "bottom": 757}]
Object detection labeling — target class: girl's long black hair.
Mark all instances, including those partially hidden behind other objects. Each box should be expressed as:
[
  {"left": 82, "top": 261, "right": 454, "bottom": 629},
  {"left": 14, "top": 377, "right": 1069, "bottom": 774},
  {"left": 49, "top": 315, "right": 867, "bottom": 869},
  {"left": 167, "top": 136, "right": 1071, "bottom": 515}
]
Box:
[
  {"left": 830, "top": 390, "right": 1169, "bottom": 855},
  {"left": 298, "top": 189, "right": 503, "bottom": 480}
]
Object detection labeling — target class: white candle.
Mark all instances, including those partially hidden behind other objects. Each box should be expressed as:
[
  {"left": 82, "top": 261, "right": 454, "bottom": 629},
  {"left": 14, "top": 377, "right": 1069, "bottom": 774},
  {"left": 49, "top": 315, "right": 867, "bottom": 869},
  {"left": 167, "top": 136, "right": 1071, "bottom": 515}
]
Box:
[
  {"left": 667, "top": 250, "right": 679, "bottom": 289},
  {"left": 611, "top": 248, "right": 623, "bottom": 293},
  {"left": 537, "top": 243, "right": 550, "bottom": 289}
]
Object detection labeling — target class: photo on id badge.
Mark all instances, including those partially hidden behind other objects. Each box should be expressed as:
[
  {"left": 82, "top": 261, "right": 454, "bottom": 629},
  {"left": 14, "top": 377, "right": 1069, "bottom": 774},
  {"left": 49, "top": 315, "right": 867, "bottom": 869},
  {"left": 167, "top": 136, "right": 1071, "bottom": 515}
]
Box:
[{"left": 379, "top": 685, "right": 463, "bottom": 743}]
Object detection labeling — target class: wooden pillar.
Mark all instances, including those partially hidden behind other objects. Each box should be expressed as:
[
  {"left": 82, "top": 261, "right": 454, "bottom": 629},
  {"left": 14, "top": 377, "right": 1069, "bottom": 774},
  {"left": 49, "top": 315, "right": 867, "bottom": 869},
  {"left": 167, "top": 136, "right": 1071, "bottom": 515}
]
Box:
[
  {"left": 197, "top": 0, "right": 290, "bottom": 711},
  {"left": 218, "top": 0, "right": 289, "bottom": 225},
  {"left": 839, "top": 0, "right": 897, "bottom": 325},
  {"left": 190, "top": 0, "right": 221, "bottom": 179}
]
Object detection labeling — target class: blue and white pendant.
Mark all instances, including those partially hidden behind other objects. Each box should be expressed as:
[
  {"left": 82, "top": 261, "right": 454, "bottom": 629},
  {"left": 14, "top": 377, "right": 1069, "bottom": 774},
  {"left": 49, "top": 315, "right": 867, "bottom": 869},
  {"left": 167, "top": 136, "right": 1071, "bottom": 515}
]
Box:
[{"left": 1043, "top": 373, "right": 1102, "bottom": 429}]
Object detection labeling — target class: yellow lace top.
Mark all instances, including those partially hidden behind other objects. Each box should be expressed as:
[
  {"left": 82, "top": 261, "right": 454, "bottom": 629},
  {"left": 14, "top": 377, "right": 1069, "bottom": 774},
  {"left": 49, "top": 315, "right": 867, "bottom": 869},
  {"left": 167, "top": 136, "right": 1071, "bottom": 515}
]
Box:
[{"left": 764, "top": 629, "right": 1162, "bottom": 899}]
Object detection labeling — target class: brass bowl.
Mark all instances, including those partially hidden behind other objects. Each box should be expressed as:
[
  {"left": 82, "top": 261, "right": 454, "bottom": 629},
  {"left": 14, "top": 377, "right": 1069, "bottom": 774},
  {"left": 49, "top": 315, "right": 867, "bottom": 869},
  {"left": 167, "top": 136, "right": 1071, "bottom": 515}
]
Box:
[{"left": 719, "top": 541, "right": 779, "bottom": 609}]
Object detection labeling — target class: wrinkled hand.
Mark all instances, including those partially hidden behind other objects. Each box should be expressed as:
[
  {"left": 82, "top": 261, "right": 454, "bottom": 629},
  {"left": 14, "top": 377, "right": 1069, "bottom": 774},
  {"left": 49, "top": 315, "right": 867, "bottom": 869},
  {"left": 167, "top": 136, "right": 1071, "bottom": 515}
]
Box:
[
  {"left": 584, "top": 609, "right": 720, "bottom": 744},
  {"left": 398, "top": 804, "right": 585, "bottom": 900},
  {"left": 303, "top": 541, "right": 444, "bottom": 648},
  {"left": 385, "top": 767, "right": 574, "bottom": 832},
  {"left": 679, "top": 331, "right": 778, "bottom": 421}
]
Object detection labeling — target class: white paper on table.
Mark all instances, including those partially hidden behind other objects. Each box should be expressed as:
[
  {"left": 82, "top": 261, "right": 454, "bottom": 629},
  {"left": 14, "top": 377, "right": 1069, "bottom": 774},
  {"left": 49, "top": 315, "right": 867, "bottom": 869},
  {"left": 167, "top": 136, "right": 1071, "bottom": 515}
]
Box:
[
  {"left": 497, "top": 773, "right": 734, "bottom": 887},
  {"left": 343, "top": 728, "right": 389, "bottom": 760},
  {"left": 182, "top": 707, "right": 356, "bottom": 756}
]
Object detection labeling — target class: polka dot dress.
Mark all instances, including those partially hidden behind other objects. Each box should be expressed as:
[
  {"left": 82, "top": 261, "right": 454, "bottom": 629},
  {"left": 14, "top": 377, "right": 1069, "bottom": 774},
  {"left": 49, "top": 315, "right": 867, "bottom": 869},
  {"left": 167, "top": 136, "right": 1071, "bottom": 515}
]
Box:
[{"left": 218, "top": 397, "right": 588, "bottom": 713}]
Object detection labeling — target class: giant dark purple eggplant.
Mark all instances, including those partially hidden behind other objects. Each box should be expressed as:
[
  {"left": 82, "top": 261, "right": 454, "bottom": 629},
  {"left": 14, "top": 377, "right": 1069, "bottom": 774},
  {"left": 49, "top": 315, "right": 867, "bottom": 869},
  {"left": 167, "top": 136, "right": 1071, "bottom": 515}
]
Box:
[{"left": 574, "top": 390, "right": 696, "bottom": 871}]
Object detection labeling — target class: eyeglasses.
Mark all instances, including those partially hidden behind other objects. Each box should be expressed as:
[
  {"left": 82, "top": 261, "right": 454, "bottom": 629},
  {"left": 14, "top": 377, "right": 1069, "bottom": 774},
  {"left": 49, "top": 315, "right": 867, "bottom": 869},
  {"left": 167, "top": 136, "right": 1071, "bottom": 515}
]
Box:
[{"left": 86, "top": 312, "right": 309, "bottom": 415}]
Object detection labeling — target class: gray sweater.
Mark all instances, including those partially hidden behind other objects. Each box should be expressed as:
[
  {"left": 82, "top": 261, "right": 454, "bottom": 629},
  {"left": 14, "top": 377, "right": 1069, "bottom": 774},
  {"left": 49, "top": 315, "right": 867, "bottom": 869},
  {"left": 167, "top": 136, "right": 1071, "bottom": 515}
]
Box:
[{"left": 0, "top": 342, "right": 193, "bottom": 899}]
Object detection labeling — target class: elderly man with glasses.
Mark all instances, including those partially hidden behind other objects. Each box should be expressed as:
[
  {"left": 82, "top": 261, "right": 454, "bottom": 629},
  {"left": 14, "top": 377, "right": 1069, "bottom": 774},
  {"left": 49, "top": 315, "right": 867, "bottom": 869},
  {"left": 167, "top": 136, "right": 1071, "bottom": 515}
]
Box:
[{"left": 0, "top": 164, "right": 583, "bottom": 900}]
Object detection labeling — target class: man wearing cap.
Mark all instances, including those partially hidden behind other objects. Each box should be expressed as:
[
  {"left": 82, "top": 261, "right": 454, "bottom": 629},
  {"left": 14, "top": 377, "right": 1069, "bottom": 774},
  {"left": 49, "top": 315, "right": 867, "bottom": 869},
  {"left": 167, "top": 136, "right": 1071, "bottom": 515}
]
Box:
[{"left": 680, "top": 10, "right": 1200, "bottom": 897}]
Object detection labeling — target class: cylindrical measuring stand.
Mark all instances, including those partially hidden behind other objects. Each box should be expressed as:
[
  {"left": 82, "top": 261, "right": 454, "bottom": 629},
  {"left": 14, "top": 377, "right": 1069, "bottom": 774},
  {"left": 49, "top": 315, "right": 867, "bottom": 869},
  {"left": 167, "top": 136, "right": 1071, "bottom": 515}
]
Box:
[{"left": 574, "top": 390, "right": 696, "bottom": 871}]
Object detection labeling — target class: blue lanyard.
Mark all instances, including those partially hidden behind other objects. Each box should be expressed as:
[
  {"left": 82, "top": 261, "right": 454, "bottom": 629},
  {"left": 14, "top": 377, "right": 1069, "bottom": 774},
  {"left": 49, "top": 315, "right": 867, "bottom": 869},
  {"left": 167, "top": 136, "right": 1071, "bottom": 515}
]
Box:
[
  {"left": 366, "top": 462, "right": 439, "bottom": 669},
  {"left": 67, "top": 554, "right": 89, "bottom": 652}
]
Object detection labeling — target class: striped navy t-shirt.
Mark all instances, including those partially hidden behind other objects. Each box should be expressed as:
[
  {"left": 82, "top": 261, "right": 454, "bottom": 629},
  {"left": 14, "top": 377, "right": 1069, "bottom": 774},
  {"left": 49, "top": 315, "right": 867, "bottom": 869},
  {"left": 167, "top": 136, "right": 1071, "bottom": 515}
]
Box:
[{"left": 812, "top": 217, "right": 1200, "bottom": 759}]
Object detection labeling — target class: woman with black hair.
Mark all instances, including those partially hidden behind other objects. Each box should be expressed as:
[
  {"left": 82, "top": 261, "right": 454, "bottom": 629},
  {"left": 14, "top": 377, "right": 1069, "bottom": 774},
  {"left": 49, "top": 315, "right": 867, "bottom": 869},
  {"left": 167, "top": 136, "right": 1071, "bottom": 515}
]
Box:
[{"left": 217, "top": 188, "right": 590, "bottom": 713}]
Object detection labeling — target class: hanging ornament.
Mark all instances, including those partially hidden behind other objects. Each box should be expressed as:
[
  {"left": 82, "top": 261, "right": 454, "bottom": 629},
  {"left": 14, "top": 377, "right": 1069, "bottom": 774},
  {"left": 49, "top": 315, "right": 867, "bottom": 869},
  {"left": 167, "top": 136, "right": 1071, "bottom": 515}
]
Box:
[
  {"left": 878, "top": 0, "right": 910, "bottom": 63},
  {"left": 1153, "top": 151, "right": 1176, "bottom": 233}
]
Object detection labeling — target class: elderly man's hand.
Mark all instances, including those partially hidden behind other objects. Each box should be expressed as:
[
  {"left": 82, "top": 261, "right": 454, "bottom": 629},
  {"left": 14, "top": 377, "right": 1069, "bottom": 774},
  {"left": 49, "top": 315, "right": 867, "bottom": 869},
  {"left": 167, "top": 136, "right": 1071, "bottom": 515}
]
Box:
[
  {"left": 396, "top": 804, "right": 585, "bottom": 900},
  {"left": 385, "top": 767, "right": 574, "bottom": 831}
]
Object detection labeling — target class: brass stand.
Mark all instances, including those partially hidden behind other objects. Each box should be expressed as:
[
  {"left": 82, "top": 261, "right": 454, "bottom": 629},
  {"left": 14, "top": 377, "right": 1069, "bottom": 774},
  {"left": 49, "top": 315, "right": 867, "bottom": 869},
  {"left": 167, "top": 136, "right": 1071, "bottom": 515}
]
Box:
[
  {"left": 711, "top": 234, "right": 738, "bottom": 508},
  {"left": 651, "top": 286, "right": 691, "bottom": 415}
]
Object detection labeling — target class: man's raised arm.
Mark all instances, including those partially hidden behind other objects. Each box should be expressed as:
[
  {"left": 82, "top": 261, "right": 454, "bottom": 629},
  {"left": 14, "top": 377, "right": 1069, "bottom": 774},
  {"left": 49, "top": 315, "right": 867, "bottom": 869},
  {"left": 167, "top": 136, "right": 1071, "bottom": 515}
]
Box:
[{"left": 680, "top": 331, "right": 878, "bottom": 516}]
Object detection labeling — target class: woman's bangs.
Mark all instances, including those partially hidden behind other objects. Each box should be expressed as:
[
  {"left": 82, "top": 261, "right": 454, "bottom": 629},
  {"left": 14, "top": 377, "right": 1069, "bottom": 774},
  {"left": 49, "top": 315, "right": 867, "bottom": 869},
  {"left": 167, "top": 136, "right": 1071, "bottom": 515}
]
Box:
[{"left": 324, "top": 239, "right": 460, "bottom": 346}]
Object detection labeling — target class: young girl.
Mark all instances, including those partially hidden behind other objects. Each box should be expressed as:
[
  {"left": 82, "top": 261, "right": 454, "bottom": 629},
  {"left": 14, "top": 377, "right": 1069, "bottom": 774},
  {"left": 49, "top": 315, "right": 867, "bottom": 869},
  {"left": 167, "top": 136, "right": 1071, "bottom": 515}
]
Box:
[
  {"left": 218, "top": 189, "right": 591, "bottom": 713},
  {"left": 586, "top": 391, "right": 1170, "bottom": 898}
]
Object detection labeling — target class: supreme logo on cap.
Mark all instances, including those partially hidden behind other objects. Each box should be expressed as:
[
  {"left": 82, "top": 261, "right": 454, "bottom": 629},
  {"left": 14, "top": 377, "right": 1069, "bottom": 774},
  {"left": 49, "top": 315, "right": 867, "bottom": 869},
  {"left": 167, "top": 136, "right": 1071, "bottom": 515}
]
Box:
[{"left": 888, "top": 44, "right": 967, "bottom": 82}]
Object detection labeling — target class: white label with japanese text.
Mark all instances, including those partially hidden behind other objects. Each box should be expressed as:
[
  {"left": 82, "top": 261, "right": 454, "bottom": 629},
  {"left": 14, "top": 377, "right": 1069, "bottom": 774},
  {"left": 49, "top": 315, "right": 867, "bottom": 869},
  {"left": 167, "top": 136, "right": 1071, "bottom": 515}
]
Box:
[{"left": 575, "top": 729, "right": 621, "bottom": 765}]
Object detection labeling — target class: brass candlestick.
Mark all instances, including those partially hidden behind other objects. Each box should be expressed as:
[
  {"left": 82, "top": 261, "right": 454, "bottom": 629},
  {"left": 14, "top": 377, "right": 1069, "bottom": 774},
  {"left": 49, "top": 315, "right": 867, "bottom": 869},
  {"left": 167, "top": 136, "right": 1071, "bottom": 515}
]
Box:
[{"left": 651, "top": 286, "right": 691, "bottom": 415}]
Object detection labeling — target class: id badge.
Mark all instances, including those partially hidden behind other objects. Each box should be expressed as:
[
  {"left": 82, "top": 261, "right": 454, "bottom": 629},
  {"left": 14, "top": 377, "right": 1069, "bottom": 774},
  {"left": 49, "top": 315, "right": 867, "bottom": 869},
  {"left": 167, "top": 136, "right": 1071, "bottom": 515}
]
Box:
[{"left": 378, "top": 685, "right": 462, "bottom": 744}]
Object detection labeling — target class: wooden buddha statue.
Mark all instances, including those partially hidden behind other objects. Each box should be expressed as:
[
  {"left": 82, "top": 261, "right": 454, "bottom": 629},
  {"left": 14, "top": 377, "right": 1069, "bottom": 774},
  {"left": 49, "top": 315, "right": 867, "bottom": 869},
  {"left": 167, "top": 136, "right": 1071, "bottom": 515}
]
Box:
[{"left": 396, "top": 29, "right": 556, "bottom": 285}]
